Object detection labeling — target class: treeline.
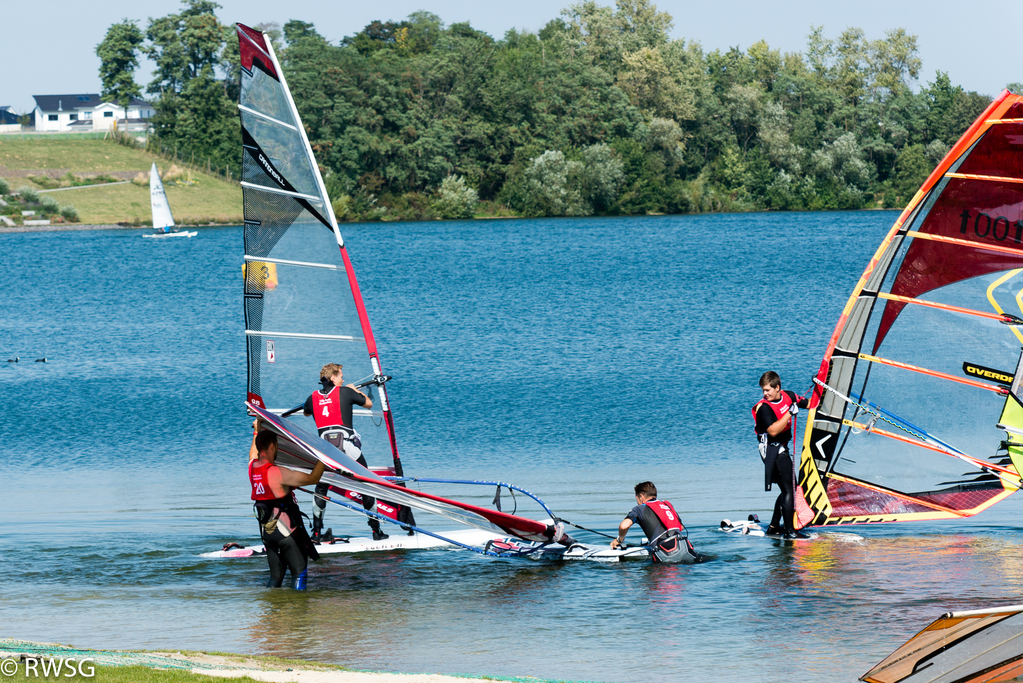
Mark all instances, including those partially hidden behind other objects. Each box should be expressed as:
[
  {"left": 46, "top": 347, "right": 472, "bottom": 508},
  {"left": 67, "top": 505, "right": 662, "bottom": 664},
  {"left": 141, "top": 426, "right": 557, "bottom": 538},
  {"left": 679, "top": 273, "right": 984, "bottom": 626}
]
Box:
[{"left": 99, "top": 0, "right": 1015, "bottom": 220}]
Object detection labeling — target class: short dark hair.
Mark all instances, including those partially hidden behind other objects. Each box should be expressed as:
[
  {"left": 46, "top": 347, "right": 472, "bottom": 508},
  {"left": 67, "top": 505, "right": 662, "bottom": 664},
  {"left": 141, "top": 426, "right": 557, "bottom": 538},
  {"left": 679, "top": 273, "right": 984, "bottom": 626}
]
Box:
[
  {"left": 634, "top": 481, "right": 657, "bottom": 498},
  {"left": 255, "top": 430, "right": 278, "bottom": 453},
  {"left": 759, "top": 371, "right": 781, "bottom": 389}
]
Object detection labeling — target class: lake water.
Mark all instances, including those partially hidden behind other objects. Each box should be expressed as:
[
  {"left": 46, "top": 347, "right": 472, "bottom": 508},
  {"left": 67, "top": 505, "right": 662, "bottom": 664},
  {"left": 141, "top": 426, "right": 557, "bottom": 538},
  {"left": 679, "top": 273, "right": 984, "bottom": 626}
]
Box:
[{"left": 5, "top": 212, "right": 1023, "bottom": 683}]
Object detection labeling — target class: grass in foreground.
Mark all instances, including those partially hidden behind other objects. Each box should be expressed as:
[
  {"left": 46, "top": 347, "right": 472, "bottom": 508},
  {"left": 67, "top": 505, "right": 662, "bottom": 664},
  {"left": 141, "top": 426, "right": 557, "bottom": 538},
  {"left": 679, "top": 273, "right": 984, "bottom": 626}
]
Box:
[{"left": 7, "top": 663, "right": 246, "bottom": 683}]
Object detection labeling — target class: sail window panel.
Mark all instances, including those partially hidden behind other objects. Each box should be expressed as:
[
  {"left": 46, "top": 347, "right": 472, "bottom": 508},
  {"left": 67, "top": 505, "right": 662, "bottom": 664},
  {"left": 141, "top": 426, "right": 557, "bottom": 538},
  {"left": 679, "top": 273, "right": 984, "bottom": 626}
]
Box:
[
  {"left": 826, "top": 272, "right": 1019, "bottom": 502},
  {"left": 874, "top": 275, "right": 1021, "bottom": 370},
  {"left": 955, "top": 123, "right": 1023, "bottom": 179},
  {"left": 835, "top": 358, "right": 1006, "bottom": 484},
  {"left": 241, "top": 116, "right": 320, "bottom": 198},
  {"left": 246, "top": 335, "right": 392, "bottom": 462},
  {"left": 248, "top": 336, "right": 374, "bottom": 401},
  {"left": 835, "top": 296, "right": 876, "bottom": 359},
  {"left": 242, "top": 195, "right": 326, "bottom": 260},
  {"left": 873, "top": 177, "right": 1023, "bottom": 348},
  {"left": 256, "top": 264, "right": 363, "bottom": 340},
  {"left": 240, "top": 65, "right": 294, "bottom": 128}
]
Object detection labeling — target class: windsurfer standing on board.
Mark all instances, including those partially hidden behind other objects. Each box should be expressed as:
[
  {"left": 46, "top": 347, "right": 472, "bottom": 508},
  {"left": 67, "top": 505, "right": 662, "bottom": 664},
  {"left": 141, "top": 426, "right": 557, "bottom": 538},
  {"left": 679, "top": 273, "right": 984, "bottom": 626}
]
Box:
[
  {"left": 249, "top": 423, "right": 324, "bottom": 589},
  {"left": 303, "top": 362, "right": 389, "bottom": 542},
  {"left": 753, "top": 371, "right": 810, "bottom": 539},
  {"left": 610, "top": 482, "right": 702, "bottom": 563}
]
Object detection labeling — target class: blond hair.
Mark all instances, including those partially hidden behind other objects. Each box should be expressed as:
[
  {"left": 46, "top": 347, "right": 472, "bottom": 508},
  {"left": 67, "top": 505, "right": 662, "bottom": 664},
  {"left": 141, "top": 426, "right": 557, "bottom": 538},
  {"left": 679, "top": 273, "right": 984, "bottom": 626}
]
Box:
[{"left": 320, "top": 363, "right": 343, "bottom": 381}]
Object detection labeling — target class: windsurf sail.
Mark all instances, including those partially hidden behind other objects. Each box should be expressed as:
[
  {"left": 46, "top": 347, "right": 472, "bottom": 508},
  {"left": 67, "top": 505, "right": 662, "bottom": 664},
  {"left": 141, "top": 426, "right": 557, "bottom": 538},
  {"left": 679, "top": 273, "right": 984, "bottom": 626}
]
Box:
[
  {"left": 861, "top": 605, "right": 1023, "bottom": 683},
  {"left": 797, "top": 90, "right": 1023, "bottom": 528},
  {"left": 249, "top": 403, "right": 566, "bottom": 543},
  {"left": 235, "top": 25, "right": 570, "bottom": 548},
  {"left": 150, "top": 162, "right": 174, "bottom": 233},
  {"left": 236, "top": 23, "right": 403, "bottom": 477}
]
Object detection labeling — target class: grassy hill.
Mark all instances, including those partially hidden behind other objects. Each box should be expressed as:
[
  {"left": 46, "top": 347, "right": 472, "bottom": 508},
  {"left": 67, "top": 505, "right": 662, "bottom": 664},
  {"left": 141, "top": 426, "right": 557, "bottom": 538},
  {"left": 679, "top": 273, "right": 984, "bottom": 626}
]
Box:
[{"left": 0, "top": 138, "right": 241, "bottom": 225}]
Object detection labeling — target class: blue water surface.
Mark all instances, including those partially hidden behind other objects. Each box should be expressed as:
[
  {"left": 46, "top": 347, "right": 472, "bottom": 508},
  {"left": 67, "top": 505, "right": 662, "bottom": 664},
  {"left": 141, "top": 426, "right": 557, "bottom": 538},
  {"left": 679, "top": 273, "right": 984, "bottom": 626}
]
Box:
[{"left": 4, "top": 212, "right": 1023, "bottom": 683}]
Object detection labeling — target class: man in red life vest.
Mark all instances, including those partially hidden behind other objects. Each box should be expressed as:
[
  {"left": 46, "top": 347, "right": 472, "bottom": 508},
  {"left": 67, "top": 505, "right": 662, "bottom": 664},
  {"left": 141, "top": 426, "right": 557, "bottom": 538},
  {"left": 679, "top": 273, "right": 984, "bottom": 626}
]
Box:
[
  {"left": 249, "top": 423, "right": 325, "bottom": 589},
  {"left": 753, "top": 371, "right": 810, "bottom": 539},
  {"left": 302, "top": 362, "right": 388, "bottom": 541},
  {"left": 610, "top": 482, "right": 701, "bottom": 563}
]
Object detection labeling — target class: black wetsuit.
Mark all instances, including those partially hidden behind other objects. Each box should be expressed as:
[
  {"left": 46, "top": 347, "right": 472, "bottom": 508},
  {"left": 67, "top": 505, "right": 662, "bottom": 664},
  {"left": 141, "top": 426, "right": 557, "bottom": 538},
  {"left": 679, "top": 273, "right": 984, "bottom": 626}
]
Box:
[
  {"left": 754, "top": 390, "right": 809, "bottom": 533},
  {"left": 254, "top": 493, "right": 319, "bottom": 589}
]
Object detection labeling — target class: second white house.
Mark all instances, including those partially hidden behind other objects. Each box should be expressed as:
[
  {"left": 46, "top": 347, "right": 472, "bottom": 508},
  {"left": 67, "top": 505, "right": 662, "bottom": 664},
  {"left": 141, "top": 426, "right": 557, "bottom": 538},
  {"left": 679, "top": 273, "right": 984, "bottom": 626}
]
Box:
[{"left": 32, "top": 94, "right": 156, "bottom": 132}]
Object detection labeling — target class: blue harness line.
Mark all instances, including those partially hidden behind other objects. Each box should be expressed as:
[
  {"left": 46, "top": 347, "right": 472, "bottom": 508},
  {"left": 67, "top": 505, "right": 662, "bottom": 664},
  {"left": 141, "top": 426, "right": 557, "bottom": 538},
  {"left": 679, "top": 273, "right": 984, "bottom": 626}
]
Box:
[
  {"left": 297, "top": 487, "right": 544, "bottom": 558},
  {"left": 384, "top": 477, "right": 558, "bottom": 519}
]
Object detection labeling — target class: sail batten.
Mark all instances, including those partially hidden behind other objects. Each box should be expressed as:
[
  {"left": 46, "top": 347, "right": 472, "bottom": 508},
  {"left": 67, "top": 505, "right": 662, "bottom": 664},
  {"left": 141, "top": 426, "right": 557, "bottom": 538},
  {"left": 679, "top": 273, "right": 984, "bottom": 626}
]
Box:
[
  {"left": 245, "top": 330, "right": 361, "bottom": 341},
  {"left": 243, "top": 255, "right": 340, "bottom": 270},
  {"left": 237, "top": 104, "right": 298, "bottom": 130},
  {"left": 876, "top": 292, "right": 1016, "bottom": 322},
  {"left": 239, "top": 181, "right": 325, "bottom": 203},
  {"left": 857, "top": 353, "right": 1008, "bottom": 393}
]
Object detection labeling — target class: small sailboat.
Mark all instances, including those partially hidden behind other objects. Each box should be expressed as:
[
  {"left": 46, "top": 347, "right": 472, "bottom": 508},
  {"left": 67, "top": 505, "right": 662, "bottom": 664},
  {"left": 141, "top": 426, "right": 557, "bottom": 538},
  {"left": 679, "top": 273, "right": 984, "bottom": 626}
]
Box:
[{"left": 143, "top": 163, "right": 196, "bottom": 239}]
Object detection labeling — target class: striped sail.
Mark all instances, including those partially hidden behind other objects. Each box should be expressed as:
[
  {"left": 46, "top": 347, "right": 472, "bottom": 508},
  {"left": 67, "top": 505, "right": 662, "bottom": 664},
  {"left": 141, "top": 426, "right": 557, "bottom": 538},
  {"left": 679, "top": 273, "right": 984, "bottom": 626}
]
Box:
[
  {"left": 236, "top": 23, "right": 401, "bottom": 475},
  {"left": 797, "top": 91, "right": 1023, "bottom": 527}
]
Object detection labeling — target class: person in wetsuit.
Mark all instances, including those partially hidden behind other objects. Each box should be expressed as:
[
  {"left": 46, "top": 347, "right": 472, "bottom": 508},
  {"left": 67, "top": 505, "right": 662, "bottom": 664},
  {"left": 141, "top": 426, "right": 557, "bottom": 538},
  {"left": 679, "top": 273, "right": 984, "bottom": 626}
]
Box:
[
  {"left": 753, "top": 371, "right": 810, "bottom": 539},
  {"left": 610, "top": 481, "right": 701, "bottom": 563},
  {"left": 249, "top": 425, "right": 324, "bottom": 589},
  {"left": 303, "top": 362, "right": 388, "bottom": 541}
]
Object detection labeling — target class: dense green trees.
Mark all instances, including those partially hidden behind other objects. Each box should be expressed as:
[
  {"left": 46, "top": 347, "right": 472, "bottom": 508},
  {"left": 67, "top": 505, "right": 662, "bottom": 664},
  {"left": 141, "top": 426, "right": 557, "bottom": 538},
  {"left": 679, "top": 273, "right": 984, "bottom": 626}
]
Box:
[
  {"left": 102, "top": 0, "right": 1010, "bottom": 220},
  {"left": 96, "top": 20, "right": 145, "bottom": 125}
]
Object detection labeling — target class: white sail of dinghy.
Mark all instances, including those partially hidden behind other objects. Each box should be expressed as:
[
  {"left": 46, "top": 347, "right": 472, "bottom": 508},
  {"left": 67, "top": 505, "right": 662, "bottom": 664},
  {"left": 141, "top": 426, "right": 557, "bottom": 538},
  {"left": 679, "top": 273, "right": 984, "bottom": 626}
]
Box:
[
  {"left": 150, "top": 162, "right": 175, "bottom": 232},
  {"left": 143, "top": 163, "right": 197, "bottom": 239}
]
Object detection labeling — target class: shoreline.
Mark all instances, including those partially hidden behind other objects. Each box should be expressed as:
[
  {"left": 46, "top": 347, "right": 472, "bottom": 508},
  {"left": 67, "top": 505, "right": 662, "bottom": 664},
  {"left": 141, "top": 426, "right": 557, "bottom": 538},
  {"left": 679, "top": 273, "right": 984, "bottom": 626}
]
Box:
[
  {"left": 0, "top": 223, "right": 229, "bottom": 234},
  {"left": 0, "top": 640, "right": 563, "bottom": 683},
  {"left": 0, "top": 206, "right": 904, "bottom": 235}
]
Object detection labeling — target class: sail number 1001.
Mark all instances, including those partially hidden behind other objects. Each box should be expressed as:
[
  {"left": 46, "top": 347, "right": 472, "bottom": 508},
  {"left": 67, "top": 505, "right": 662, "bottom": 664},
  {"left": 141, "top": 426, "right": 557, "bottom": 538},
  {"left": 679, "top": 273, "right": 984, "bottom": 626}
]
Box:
[{"left": 960, "top": 209, "right": 1023, "bottom": 243}]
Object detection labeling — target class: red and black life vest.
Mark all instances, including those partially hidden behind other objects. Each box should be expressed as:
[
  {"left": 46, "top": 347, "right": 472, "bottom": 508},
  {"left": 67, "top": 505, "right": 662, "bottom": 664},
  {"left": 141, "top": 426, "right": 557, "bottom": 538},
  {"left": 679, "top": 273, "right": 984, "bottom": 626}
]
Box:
[
  {"left": 645, "top": 500, "right": 683, "bottom": 532},
  {"left": 311, "top": 385, "right": 345, "bottom": 431},
  {"left": 751, "top": 392, "right": 794, "bottom": 433},
  {"left": 249, "top": 459, "right": 282, "bottom": 501}
]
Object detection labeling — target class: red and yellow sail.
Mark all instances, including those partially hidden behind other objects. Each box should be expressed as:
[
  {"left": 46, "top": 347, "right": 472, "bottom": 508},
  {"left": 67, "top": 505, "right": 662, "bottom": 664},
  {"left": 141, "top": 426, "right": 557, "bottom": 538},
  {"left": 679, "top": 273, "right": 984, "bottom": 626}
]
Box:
[{"left": 797, "top": 91, "right": 1023, "bottom": 527}]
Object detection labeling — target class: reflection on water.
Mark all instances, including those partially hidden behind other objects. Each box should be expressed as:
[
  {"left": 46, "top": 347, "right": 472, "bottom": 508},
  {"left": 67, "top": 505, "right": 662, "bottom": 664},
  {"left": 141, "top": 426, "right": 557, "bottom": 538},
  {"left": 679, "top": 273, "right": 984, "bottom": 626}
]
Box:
[{"left": 6, "top": 216, "right": 1023, "bottom": 682}]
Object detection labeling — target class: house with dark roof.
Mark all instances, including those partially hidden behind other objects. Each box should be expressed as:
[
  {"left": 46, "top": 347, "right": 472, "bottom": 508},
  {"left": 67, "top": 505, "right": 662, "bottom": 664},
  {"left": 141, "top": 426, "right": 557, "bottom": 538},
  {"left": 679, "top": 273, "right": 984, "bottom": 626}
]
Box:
[
  {"left": 32, "top": 94, "right": 155, "bottom": 132},
  {"left": 0, "top": 106, "right": 21, "bottom": 132}
]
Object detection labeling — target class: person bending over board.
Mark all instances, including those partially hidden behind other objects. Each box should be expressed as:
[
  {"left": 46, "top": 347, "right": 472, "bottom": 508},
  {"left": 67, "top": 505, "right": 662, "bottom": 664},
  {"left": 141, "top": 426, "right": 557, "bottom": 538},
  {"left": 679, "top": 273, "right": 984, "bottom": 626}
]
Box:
[
  {"left": 303, "top": 362, "right": 388, "bottom": 541},
  {"left": 753, "top": 371, "right": 810, "bottom": 539},
  {"left": 249, "top": 424, "right": 324, "bottom": 589},
  {"left": 610, "top": 482, "right": 702, "bottom": 563}
]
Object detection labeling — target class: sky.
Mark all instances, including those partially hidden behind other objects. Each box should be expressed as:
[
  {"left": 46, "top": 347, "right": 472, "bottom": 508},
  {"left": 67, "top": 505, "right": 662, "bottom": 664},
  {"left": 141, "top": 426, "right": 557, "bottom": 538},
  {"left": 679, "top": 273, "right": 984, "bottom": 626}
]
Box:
[{"left": 3, "top": 0, "right": 1021, "bottom": 114}]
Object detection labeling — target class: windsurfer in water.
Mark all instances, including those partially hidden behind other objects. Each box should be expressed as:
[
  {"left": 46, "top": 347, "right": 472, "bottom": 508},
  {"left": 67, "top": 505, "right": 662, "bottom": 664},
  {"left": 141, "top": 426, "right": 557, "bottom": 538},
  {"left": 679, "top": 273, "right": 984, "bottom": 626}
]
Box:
[
  {"left": 610, "top": 482, "right": 702, "bottom": 563},
  {"left": 303, "top": 362, "right": 389, "bottom": 541},
  {"left": 249, "top": 423, "right": 324, "bottom": 589},
  {"left": 753, "top": 371, "right": 810, "bottom": 539}
]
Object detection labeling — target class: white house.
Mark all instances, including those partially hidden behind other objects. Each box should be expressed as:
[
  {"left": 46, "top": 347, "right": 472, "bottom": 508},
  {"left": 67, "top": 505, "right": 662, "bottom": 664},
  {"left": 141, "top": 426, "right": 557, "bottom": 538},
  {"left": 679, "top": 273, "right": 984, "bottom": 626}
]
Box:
[
  {"left": 32, "top": 94, "right": 156, "bottom": 132},
  {"left": 0, "top": 106, "right": 21, "bottom": 133}
]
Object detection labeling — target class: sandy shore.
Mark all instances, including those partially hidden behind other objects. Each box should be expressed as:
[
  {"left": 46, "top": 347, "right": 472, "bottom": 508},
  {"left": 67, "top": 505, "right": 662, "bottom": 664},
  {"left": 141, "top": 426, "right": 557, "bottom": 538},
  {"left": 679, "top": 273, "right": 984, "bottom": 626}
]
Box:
[{"left": 0, "top": 641, "right": 511, "bottom": 683}]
